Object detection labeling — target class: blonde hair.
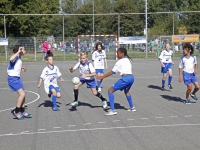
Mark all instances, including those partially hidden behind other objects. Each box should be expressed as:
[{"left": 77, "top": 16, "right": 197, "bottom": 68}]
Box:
[{"left": 80, "top": 51, "right": 88, "bottom": 57}]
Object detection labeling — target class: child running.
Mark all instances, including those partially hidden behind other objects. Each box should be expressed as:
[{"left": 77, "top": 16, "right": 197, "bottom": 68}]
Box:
[
  {"left": 178, "top": 43, "right": 199, "bottom": 104},
  {"left": 98, "top": 48, "right": 135, "bottom": 116},
  {"left": 159, "top": 43, "right": 174, "bottom": 90},
  {"left": 8, "top": 45, "right": 32, "bottom": 120},
  {"left": 37, "top": 53, "right": 64, "bottom": 111},
  {"left": 92, "top": 42, "right": 108, "bottom": 92},
  {"left": 69, "top": 51, "right": 107, "bottom": 109}
]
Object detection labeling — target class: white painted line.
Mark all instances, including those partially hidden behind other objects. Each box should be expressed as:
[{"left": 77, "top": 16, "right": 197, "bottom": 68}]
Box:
[
  {"left": 170, "top": 116, "right": 178, "bottom": 118},
  {"left": 156, "top": 117, "right": 163, "bottom": 119},
  {"left": 1, "top": 123, "right": 200, "bottom": 137},
  {"left": 0, "top": 88, "right": 40, "bottom": 113},
  {"left": 68, "top": 125, "right": 76, "bottom": 127},
  {"left": 185, "top": 115, "right": 192, "bottom": 117},
  {"left": 5, "top": 133, "right": 13, "bottom": 135},
  {"left": 83, "top": 123, "right": 91, "bottom": 125},
  {"left": 113, "top": 120, "right": 120, "bottom": 122},
  {"left": 53, "top": 127, "right": 61, "bottom": 129},
  {"left": 98, "top": 122, "right": 105, "bottom": 124},
  {"left": 127, "top": 119, "right": 134, "bottom": 121},
  {"left": 141, "top": 118, "right": 149, "bottom": 120},
  {"left": 21, "top": 131, "right": 29, "bottom": 133},
  {"left": 38, "top": 129, "right": 46, "bottom": 131}
]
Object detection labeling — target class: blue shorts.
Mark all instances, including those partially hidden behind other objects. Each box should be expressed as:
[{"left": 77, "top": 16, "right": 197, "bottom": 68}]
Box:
[
  {"left": 183, "top": 72, "right": 198, "bottom": 85},
  {"left": 112, "top": 75, "right": 134, "bottom": 93},
  {"left": 7, "top": 76, "right": 24, "bottom": 92},
  {"left": 80, "top": 78, "right": 96, "bottom": 88},
  {"left": 49, "top": 85, "right": 61, "bottom": 93},
  {"left": 95, "top": 69, "right": 104, "bottom": 73},
  {"left": 161, "top": 63, "right": 172, "bottom": 73}
]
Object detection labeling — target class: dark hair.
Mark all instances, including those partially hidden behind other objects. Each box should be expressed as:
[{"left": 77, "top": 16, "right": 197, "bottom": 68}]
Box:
[
  {"left": 13, "top": 45, "right": 22, "bottom": 54},
  {"left": 92, "top": 42, "right": 103, "bottom": 54},
  {"left": 45, "top": 51, "right": 53, "bottom": 60},
  {"left": 183, "top": 43, "right": 194, "bottom": 55},
  {"left": 118, "top": 47, "right": 132, "bottom": 61}
]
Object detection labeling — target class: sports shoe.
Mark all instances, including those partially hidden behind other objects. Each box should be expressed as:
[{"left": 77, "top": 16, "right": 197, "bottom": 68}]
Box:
[
  {"left": 184, "top": 99, "right": 191, "bottom": 104},
  {"left": 190, "top": 93, "right": 198, "bottom": 101},
  {"left": 14, "top": 112, "right": 25, "bottom": 120},
  {"left": 104, "top": 109, "right": 117, "bottom": 116},
  {"left": 102, "top": 100, "right": 107, "bottom": 109},
  {"left": 70, "top": 100, "right": 78, "bottom": 107},
  {"left": 22, "top": 111, "right": 32, "bottom": 118},
  {"left": 98, "top": 88, "right": 101, "bottom": 92},
  {"left": 168, "top": 84, "right": 173, "bottom": 89},
  {"left": 127, "top": 107, "right": 136, "bottom": 112},
  {"left": 161, "top": 86, "right": 165, "bottom": 91},
  {"left": 52, "top": 106, "right": 60, "bottom": 111},
  {"left": 11, "top": 109, "right": 16, "bottom": 117},
  {"left": 48, "top": 92, "right": 52, "bottom": 98}
]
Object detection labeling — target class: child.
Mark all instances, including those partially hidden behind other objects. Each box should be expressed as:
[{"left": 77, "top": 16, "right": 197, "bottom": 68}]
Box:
[
  {"left": 37, "top": 53, "right": 64, "bottom": 111},
  {"left": 155, "top": 44, "right": 161, "bottom": 57},
  {"left": 98, "top": 48, "right": 135, "bottom": 116},
  {"left": 8, "top": 45, "right": 32, "bottom": 120},
  {"left": 159, "top": 43, "right": 174, "bottom": 90},
  {"left": 92, "top": 42, "right": 108, "bottom": 92},
  {"left": 69, "top": 51, "right": 107, "bottom": 109},
  {"left": 178, "top": 43, "right": 199, "bottom": 104}
]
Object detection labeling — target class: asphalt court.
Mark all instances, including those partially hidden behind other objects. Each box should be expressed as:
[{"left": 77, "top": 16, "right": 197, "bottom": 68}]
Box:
[{"left": 0, "top": 58, "right": 200, "bottom": 150}]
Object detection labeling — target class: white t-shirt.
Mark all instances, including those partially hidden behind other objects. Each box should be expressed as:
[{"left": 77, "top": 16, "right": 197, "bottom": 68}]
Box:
[
  {"left": 73, "top": 61, "right": 95, "bottom": 80},
  {"left": 92, "top": 50, "right": 106, "bottom": 69},
  {"left": 159, "top": 50, "right": 173, "bottom": 63},
  {"left": 112, "top": 57, "right": 132, "bottom": 75},
  {"left": 7, "top": 56, "right": 22, "bottom": 77},
  {"left": 40, "top": 65, "right": 62, "bottom": 94},
  {"left": 179, "top": 55, "right": 197, "bottom": 73}
]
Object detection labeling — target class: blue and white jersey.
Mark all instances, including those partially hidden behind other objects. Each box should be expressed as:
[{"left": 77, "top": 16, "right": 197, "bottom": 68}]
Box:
[
  {"left": 159, "top": 50, "right": 173, "bottom": 63},
  {"left": 73, "top": 61, "right": 95, "bottom": 80},
  {"left": 40, "top": 65, "right": 62, "bottom": 94},
  {"left": 7, "top": 56, "right": 22, "bottom": 77},
  {"left": 112, "top": 57, "right": 132, "bottom": 75},
  {"left": 92, "top": 50, "right": 106, "bottom": 69},
  {"left": 179, "top": 55, "right": 197, "bottom": 73}
]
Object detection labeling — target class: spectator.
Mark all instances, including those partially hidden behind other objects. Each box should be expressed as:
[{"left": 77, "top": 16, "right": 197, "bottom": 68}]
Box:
[{"left": 42, "top": 40, "right": 48, "bottom": 61}]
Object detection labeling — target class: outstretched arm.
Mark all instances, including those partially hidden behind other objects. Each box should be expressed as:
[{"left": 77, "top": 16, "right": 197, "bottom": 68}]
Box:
[{"left": 98, "top": 71, "right": 113, "bottom": 80}]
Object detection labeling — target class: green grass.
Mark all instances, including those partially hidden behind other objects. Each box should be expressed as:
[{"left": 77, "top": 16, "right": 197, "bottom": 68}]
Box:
[{"left": 0, "top": 50, "right": 199, "bottom": 62}]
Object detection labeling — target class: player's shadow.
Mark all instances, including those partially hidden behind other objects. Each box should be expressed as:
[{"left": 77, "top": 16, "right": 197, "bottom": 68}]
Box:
[
  {"left": 147, "top": 85, "right": 170, "bottom": 91},
  {"left": 66, "top": 101, "right": 103, "bottom": 111},
  {"left": 38, "top": 100, "right": 62, "bottom": 108},
  {"left": 160, "top": 95, "right": 196, "bottom": 103},
  {"left": 106, "top": 102, "right": 127, "bottom": 111}
]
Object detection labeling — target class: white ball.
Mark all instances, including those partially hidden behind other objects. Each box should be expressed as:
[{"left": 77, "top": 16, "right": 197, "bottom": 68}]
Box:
[{"left": 72, "top": 77, "right": 80, "bottom": 85}]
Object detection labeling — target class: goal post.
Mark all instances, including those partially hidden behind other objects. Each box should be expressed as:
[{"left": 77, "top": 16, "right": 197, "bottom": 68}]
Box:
[{"left": 77, "top": 34, "right": 118, "bottom": 61}]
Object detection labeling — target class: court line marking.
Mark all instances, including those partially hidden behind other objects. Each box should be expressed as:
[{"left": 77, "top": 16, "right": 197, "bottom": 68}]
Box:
[
  {"left": 0, "top": 88, "right": 40, "bottom": 113},
  {"left": 1, "top": 123, "right": 200, "bottom": 137}
]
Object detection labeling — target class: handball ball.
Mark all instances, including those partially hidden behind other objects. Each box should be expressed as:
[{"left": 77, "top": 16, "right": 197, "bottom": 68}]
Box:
[{"left": 72, "top": 77, "right": 80, "bottom": 85}]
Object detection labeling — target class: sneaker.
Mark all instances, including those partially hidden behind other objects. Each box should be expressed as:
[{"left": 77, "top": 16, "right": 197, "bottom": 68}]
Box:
[
  {"left": 184, "top": 99, "right": 191, "bottom": 104},
  {"left": 168, "top": 84, "right": 173, "bottom": 89},
  {"left": 70, "top": 100, "right": 78, "bottom": 107},
  {"left": 127, "top": 107, "right": 136, "bottom": 112},
  {"left": 48, "top": 92, "right": 52, "bottom": 98},
  {"left": 11, "top": 109, "right": 16, "bottom": 117},
  {"left": 22, "top": 111, "right": 32, "bottom": 118},
  {"left": 98, "top": 88, "right": 101, "bottom": 92},
  {"left": 52, "top": 106, "right": 60, "bottom": 111},
  {"left": 102, "top": 100, "right": 107, "bottom": 109},
  {"left": 161, "top": 86, "right": 165, "bottom": 91},
  {"left": 190, "top": 93, "right": 198, "bottom": 101},
  {"left": 104, "top": 109, "right": 117, "bottom": 116},
  {"left": 14, "top": 112, "right": 25, "bottom": 120}
]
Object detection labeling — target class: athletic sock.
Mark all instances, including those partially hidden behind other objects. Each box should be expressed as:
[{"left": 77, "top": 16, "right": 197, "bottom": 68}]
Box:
[
  {"left": 21, "top": 107, "right": 25, "bottom": 113},
  {"left": 108, "top": 92, "right": 115, "bottom": 110},
  {"left": 168, "top": 76, "right": 172, "bottom": 85},
  {"left": 52, "top": 95, "right": 57, "bottom": 107},
  {"left": 162, "top": 80, "right": 165, "bottom": 87},
  {"left": 74, "top": 89, "right": 78, "bottom": 101},
  {"left": 97, "top": 80, "right": 101, "bottom": 88},
  {"left": 96, "top": 92, "right": 105, "bottom": 101},
  {"left": 126, "top": 95, "right": 133, "bottom": 108},
  {"left": 15, "top": 107, "right": 21, "bottom": 113}
]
